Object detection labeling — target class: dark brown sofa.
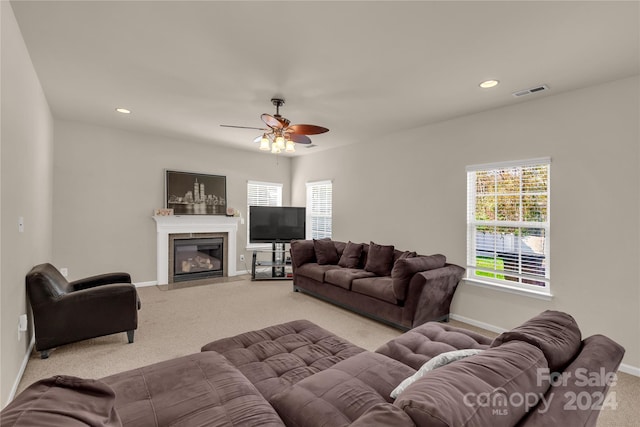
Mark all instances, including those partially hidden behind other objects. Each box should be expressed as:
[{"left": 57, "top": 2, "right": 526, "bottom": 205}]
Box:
[
  {"left": 290, "top": 239, "right": 465, "bottom": 329},
  {"left": 26, "top": 263, "right": 140, "bottom": 359},
  {"left": 2, "top": 311, "right": 625, "bottom": 427}
]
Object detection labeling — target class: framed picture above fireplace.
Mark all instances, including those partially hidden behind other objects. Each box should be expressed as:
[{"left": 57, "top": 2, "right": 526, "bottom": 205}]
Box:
[{"left": 165, "top": 170, "right": 226, "bottom": 215}]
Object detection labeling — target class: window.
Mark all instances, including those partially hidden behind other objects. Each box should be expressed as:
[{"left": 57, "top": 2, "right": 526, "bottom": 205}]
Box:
[
  {"left": 306, "top": 180, "right": 332, "bottom": 239},
  {"left": 466, "top": 158, "right": 550, "bottom": 296},
  {"left": 247, "top": 181, "right": 282, "bottom": 247}
]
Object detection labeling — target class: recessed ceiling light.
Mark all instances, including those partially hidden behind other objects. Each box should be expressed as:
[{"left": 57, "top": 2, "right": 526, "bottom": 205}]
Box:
[
  {"left": 479, "top": 80, "right": 499, "bottom": 89},
  {"left": 115, "top": 108, "right": 131, "bottom": 114}
]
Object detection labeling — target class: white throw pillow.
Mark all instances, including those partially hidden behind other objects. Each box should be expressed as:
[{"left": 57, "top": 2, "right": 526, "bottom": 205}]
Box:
[{"left": 390, "top": 348, "right": 484, "bottom": 399}]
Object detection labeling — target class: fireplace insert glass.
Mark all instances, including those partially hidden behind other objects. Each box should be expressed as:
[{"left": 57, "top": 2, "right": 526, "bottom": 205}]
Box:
[{"left": 173, "top": 237, "right": 223, "bottom": 282}]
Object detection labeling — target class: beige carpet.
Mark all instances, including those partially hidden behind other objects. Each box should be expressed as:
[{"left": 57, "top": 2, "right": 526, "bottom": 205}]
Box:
[{"left": 17, "top": 277, "right": 639, "bottom": 426}]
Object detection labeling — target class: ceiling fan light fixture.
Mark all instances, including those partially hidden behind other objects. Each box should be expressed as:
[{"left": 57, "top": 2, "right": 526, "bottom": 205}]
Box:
[
  {"left": 221, "top": 98, "right": 329, "bottom": 155},
  {"left": 285, "top": 140, "right": 295, "bottom": 153},
  {"left": 259, "top": 134, "right": 270, "bottom": 151}
]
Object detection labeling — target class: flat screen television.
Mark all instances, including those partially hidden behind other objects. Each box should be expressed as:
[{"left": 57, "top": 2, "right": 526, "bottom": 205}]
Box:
[{"left": 249, "top": 206, "right": 306, "bottom": 243}]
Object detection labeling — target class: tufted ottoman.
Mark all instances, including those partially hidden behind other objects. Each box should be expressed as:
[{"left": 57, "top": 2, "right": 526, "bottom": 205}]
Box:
[
  {"left": 375, "top": 321, "right": 493, "bottom": 369},
  {"left": 200, "top": 319, "right": 366, "bottom": 400}
]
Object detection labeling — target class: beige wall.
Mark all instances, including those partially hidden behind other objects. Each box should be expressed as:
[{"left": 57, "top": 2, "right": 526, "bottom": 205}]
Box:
[
  {"left": 291, "top": 76, "right": 640, "bottom": 371},
  {"left": 1, "top": 2, "right": 54, "bottom": 405},
  {"left": 52, "top": 120, "right": 291, "bottom": 282}
]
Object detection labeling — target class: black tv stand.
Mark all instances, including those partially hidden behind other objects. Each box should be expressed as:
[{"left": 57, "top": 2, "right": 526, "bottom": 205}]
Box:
[{"left": 251, "top": 242, "right": 292, "bottom": 281}]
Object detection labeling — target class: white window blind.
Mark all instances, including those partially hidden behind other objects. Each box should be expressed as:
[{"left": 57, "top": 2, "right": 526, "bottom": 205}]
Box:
[
  {"left": 466, "top": 158, "right": 551, "bottom": 295},
  {"left": 247, "top": 181, "right": 282, "bottom": 247},
  {"left": 306, "top": 180, "right": 332, "bottom": 239}
]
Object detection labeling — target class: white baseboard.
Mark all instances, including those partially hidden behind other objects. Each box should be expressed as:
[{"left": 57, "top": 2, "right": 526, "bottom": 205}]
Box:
[
  {"left": 450, "top": 313, "right": 639, "bottom": 378},
  {"left": 234, "top": 269, "right": 250, "bottom": 276},
  {"left": 449, "top": 313, "right": 507, "bottom": 335},
  {"left": 618, "top": 363, "right": 640, "bottom": 377},
  {"left": 5, "top": 336, "right": 35, "bottom": 408},
  {"left": 134, "top": 280, "right": 158, "bottom": 288}
]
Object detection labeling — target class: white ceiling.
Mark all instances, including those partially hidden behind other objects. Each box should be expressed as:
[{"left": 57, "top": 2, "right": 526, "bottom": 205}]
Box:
[{"left": 10, "top": 1, "right": 640, "bottom": 156}]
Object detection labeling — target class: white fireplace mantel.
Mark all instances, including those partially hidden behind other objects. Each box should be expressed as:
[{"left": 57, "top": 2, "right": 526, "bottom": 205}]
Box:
[{"left": 153, "top": 215, "right": 240, "bottom": 285}]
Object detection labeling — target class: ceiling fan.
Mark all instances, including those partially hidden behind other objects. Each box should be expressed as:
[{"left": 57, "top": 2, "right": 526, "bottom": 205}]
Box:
[{"left": 220, "top": 98, "right": 329, "bottom": 153}]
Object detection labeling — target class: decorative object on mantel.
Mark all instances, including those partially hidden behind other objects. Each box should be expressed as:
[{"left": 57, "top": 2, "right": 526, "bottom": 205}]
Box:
[
  {"left": 154, "top": 208, "right": 174, "bottom": 216},
  {"left": 165, "top": 170, "right": 226, "bottom": 215},
  {"left": 220, "top": 98, "right": 329, "bottom": 154},
  {"left": 226, "top": 207, "right": 240, "bottom": 217}
]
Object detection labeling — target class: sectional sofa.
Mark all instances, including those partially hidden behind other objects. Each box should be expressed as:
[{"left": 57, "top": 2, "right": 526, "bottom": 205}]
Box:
[
  {"left": 290, "top": 239, "right": 465, "bottom": 329},
  {"left": 1, "top": 310, "right": 624, "bottom": 426}
]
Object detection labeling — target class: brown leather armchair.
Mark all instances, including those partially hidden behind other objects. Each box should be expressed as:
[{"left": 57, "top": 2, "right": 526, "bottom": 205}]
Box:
[{"left": 26, "top": 263, "right": 140, "bottom": 359}]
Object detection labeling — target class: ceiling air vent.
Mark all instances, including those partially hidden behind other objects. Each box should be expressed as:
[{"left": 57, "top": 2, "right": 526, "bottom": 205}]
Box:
[{"left": 512, "top": 84, "right": 549, "bottom": 98}]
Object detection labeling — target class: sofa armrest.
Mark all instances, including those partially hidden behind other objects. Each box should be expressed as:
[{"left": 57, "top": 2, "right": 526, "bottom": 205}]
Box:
[
  {"left": 517, "top": 334, "right": 625, "bottom": 427},
  {"left": 401, "top": 264, "right": 465, "bottom": 327},
  {"left": 71, "top": 272, "right": 132, "bottom": 291},
  {"left": 391, "top": 255, "right": 446, "bottom": 301}
]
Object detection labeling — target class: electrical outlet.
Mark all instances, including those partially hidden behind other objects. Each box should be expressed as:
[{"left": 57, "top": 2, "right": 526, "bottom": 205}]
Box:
[
  {"left": 240, "top": 254, "right": 245, "bottom": 261},
  {"left": 18, "top": 314, "right": 27, "bottom": 340},
  {"left": 60, "top": 267, "right": 68, "bottom": 277}
]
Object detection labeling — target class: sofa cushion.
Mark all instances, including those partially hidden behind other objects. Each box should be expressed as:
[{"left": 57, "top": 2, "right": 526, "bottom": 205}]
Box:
[
  {"left": 390, "top": 348, "right": 484, "bottom": 398},
  {"left": 295, "top": 263, "right": 341, "bottom": 282},
  {"left": 325, "top": 268, "right": 376, "bottom": 290},
  {"left": 391, "top": 254, "right": 447, "bottom": 300},
  {"left": 313, "top": 239, "right": 339, "bottom": 265},
  {"left": 101, "top": 352, "right": 284, "bottom": 427},
  {"left": 364, "top": 242, "right": 395, "bottom": 276},
  {"left": 1, "top": 375, "right": 122, "bottom": 427},
  {"left": 394, "top": 250, "right": 417, "bottom": 263},
  {"left": 394, "top": 341, "right": 550, "bottom": 427},
  {"left": 271, "top": 369, "right": 386, "bottom": 427},
  {"left": 349, "top": 404, "right": 416, "bottom": 427},
  {"left": 269, "top": 352, "right": 415, "bottom": 427},
  {"left": 376, "top": 322, "right": 492, "bottom": 370},
  {"left": 338, "top": 241, "right": 364, "bottom": 268},
  {"left": 490, "top": 310, "right": 582, "bottom": 372},
  {"left": 290, "top": 239, "right": 316, "bottom": 268},
  {"left": 352, "top": 277, "right": 397, "bottom": 304},
  {"left": 201, "top": 320, "right": 365, "bottom": 401}
]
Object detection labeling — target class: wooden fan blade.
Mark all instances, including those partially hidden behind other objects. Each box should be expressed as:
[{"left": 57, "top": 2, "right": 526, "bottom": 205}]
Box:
[
  {"left": 221, "top": 124, "right": 269, "bottom": 131},
  {"left": 286, "top": 133, "right": 312, "bottom": 144},
  {"left": 261, "top": 113, "right": 285, "bottom": 128},
  {"left": 287, "top": 124, "right": 329, "bottom": 135}
]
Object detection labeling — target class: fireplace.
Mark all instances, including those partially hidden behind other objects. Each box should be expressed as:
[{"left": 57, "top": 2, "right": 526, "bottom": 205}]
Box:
[
  {"left": 153, "top": 215, "right": 239, "bottom": 286},
  {"left": 168, "top": 232, "right": 228, "bottom": 285},
  {"left": 172, "top": 237, "right": 224, "bottom": 282}
]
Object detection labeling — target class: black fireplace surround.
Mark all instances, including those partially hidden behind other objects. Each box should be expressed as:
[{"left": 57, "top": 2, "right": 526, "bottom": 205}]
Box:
[{"left": 173, "top": 237, "right": 223, "bottom": 282}]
